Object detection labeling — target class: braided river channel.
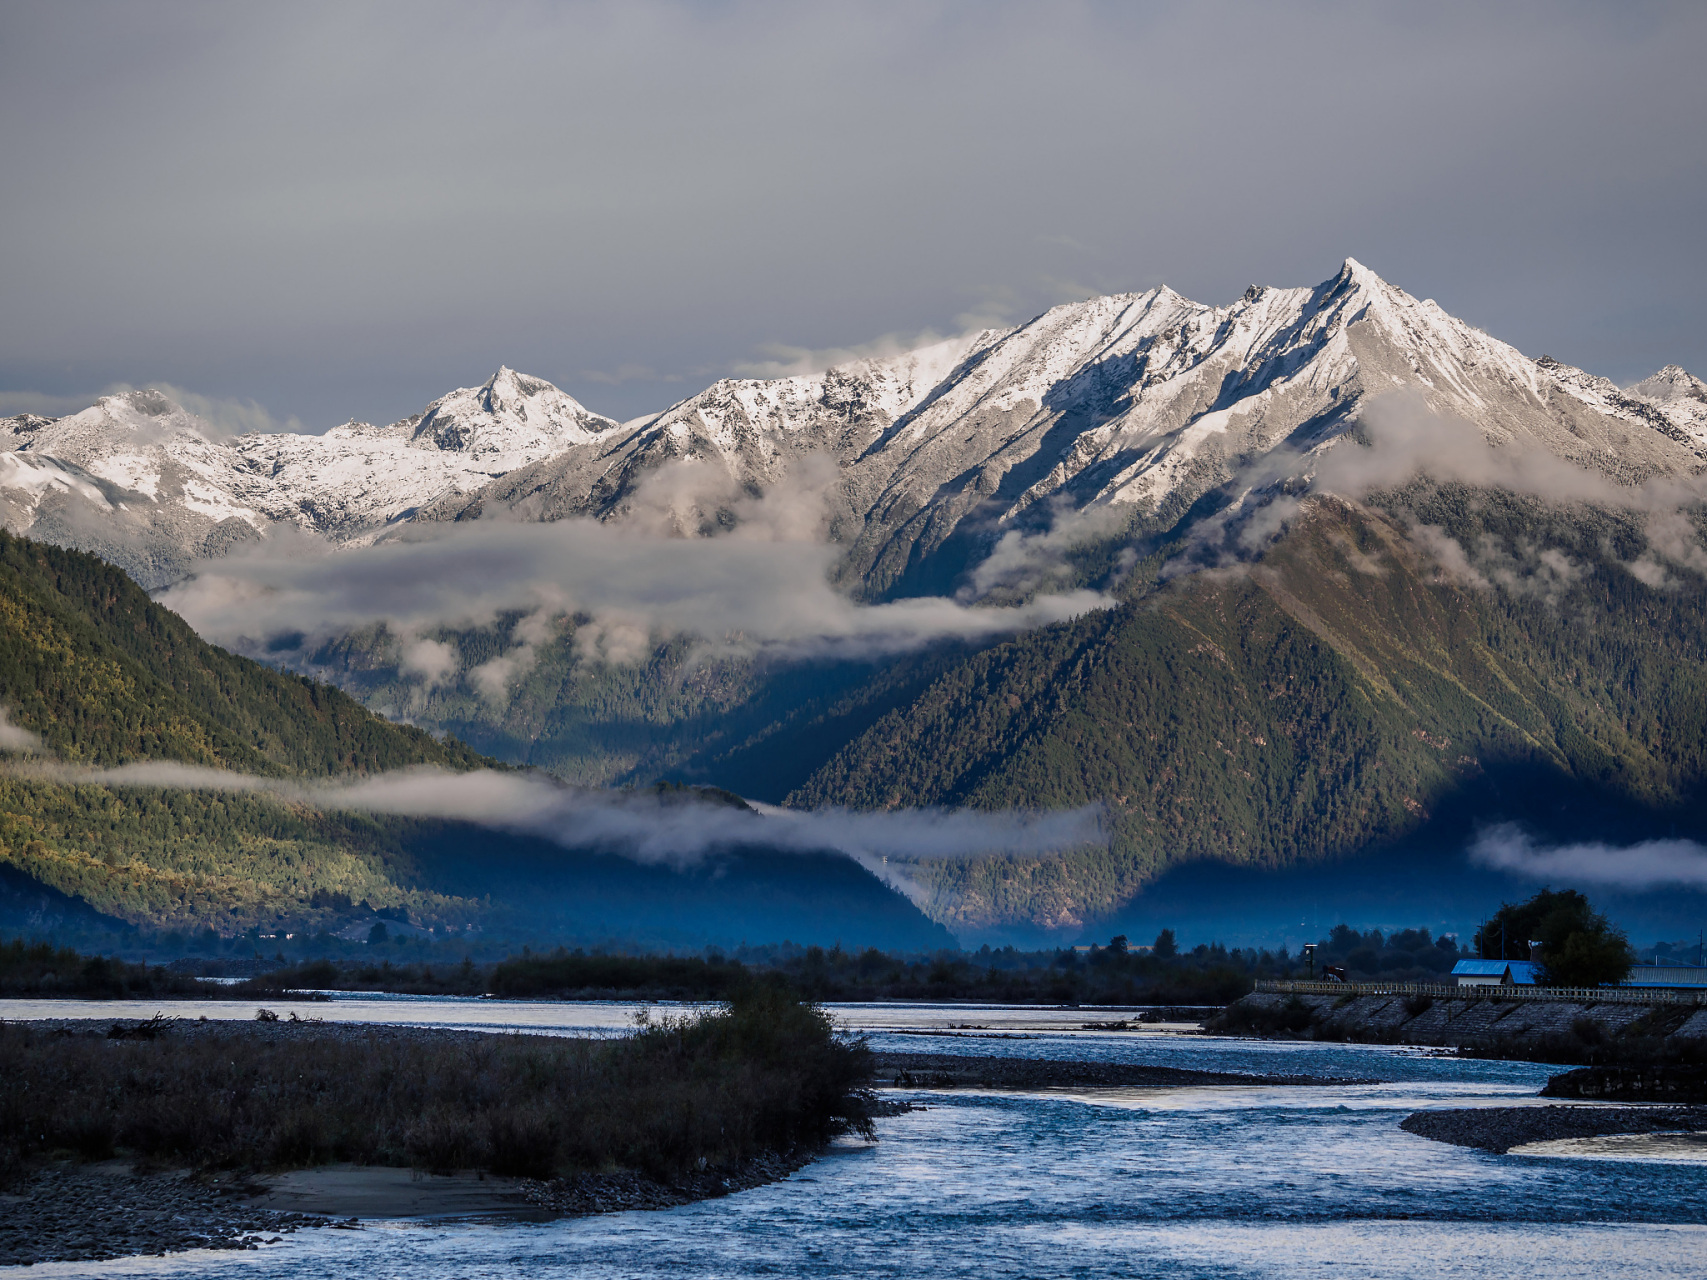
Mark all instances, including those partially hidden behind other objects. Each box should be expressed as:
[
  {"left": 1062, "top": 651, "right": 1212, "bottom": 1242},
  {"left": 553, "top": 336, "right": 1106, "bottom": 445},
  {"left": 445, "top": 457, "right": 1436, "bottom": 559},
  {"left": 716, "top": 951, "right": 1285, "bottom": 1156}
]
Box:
[{"left": 9, "top": 997, "right": 1707, "bottom": 1279}]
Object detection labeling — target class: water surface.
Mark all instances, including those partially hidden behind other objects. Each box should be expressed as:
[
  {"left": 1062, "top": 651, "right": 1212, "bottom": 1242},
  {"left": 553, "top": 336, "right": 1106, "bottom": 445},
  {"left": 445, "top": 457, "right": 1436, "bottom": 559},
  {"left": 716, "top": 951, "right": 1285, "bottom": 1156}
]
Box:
[{"left": 8, "top": 999, "right": 1703, "bottom": 1278}]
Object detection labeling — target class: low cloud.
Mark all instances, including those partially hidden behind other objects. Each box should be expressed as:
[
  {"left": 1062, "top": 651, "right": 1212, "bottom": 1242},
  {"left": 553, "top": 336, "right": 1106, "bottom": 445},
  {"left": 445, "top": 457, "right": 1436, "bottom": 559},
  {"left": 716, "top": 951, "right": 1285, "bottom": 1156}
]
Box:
[
  {"left": 399, "top": 636, "right": 459, "bottom": 689},
  {"left": 963, "top": 500, "right": 1131, "bottom": 602},
  {"left": 1163, "top": 392, "right": 1707, "bottom": 584},
  {"left": 104, "top": 383, "right": 305, "bottom": 438},
  {"left": 158, "top": 457, "right": 1113, "bottom": 676},
  {"left": 470, "top": 605, "right": 561, "bottom": 705},
  {"left": 1469, "top": 821, "right": 1707, "bottom": 890},
  {"left": 1311, "top": 394, "right": 1626, "bottom": 504},
  {"left": 732, "top": 328, "right": 969, "bottom": 380},
  {"left": 0, "top": 708, "right": 42, "bottom": 753},
  {"left": 4, "top": 760, "right": 1106, "bottom": 892}
]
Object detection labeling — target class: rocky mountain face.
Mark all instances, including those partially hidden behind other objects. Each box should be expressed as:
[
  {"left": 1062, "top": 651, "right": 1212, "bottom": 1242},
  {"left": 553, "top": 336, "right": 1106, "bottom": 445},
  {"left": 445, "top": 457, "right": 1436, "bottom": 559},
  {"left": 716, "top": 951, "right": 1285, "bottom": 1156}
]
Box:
[
  {"left": 7, "top": 262, "right": 1703, "bottom": 597},
  {"left": 6, "top": 261, "right": 1707, "bottom": 940},
  {"left": 412, "top": 260, "right": 1707, "bottom": 601}
]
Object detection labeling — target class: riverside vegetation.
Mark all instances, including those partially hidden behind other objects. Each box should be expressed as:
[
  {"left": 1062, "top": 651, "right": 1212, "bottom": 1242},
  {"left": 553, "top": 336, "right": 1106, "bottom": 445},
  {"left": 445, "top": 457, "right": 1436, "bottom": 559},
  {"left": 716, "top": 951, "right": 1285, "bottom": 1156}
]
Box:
[
  {"left": 0, "top": 936, "right": 207, "bottom": 997},
  {"left": 224, "top": 938, "right": 1306, "bottom": 1006},
  {"left": 0, "top": 981, "right": 874, "bottom": 1189},
  {"left": 0, "top": 921, "right": 1474, "bottom": 1005},
  {"left": 213, "top": 924, "right": 1469, "bottom": 1005}
]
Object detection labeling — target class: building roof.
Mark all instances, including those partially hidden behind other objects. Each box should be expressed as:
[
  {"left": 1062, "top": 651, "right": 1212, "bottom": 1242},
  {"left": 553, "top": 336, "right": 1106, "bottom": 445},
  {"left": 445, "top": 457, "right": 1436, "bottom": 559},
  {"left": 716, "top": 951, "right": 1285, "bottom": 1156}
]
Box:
[
  {"left": 1623, "top": 964, "right": 1707, "bottom": 988},
  {"left": 1451, "top": 959, "right": 1540, "bottom": 983}
]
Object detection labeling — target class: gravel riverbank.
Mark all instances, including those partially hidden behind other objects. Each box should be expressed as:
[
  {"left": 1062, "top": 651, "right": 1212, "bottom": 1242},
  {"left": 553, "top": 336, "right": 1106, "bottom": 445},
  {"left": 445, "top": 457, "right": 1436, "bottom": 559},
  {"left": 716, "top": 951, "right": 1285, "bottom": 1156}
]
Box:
[
  {"left": 1401, "top": 1105, "right": 1707, "bottom": 1154},
  {"left": 0, "top": 1017, "right": 852, "bottom": 1265},
  {"left": 0, "top": 1164, "right": 336, "bottom": 1267},
  {"left": 871, "top": 1051, "right": 1378, "bottom": 1089}
]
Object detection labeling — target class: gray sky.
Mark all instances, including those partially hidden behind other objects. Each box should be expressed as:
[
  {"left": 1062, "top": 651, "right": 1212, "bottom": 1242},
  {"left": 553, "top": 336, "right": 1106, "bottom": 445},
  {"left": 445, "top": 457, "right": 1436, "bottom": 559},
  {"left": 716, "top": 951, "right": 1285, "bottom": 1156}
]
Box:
[{"left": 2, "top": 0, "right": 1703, "bottom": 430}]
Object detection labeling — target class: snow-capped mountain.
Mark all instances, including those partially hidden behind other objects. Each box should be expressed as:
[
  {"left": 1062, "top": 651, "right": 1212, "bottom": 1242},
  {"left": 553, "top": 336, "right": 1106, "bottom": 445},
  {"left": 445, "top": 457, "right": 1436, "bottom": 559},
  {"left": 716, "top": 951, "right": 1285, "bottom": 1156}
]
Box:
[
  {"left": 0, "top": 368, "right": 618, "bottom": 586},
  {"left": 1629, "top": 364, "right": 1707, "bottom": 439},
  {"left": 3, "top": 261, "right": 1703, "bottom": 596},
  {"left": 414, "top": 259, "right": 1707, "bottom": 598},
  {"left": 234, "top": 366, "right": 618, "bottom": 539}
]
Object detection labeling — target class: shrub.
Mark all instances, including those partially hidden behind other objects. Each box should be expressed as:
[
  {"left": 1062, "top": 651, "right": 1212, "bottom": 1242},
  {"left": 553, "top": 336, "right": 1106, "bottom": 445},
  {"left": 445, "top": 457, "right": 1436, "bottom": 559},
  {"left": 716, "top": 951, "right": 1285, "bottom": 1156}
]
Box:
[
  {"left": 0, "top": 982, "right": 872, "bottom": 1181},
  {"left": 1208, "top": 995, "right": 1316, "bottom": 1036}
]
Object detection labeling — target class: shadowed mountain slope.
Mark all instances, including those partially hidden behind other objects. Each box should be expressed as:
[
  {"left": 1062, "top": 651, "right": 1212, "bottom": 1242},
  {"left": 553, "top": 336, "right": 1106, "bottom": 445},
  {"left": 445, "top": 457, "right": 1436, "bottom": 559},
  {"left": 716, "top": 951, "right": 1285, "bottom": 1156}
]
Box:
[{"left": 785, "top": 493, "right": 1707, "bottom": 936}]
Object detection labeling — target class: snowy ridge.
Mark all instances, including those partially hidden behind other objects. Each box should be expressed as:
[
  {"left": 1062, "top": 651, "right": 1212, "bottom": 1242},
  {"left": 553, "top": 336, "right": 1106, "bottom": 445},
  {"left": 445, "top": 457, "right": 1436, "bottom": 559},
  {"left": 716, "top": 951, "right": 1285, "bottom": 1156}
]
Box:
[
  {"left": 236, "top": 367, "right": 618, "bottom": 540},
  {"left": 1629, "top": 365, "right": 1707, "bottom": 440},
  {"left": 2, "top": 262, "right": 1703, "bottom": 596},
  {"left": 421, "top": 258, "right": 1705, "bottom": 597},
  {"left": 0, "top": 370, "right": 619, "bottom": 582}
]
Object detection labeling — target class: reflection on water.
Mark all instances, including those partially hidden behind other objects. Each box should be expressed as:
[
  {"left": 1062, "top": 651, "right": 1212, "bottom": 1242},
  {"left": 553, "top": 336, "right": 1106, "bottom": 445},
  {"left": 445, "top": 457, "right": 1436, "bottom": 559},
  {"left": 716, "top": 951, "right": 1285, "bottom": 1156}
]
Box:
[
  {"left": 1512, "top": 1131, "right": 1707, "bottom": 1164},
  {"left": 8, "top": 1000, "right": 1704, "bottom": 1278}
]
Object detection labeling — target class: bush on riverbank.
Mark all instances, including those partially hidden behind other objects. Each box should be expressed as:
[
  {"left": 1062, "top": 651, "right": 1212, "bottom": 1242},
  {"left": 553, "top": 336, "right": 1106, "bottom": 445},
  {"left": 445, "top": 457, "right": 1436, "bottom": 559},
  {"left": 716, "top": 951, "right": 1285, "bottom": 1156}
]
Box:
[
  {"left": 0, "top": 937, "right": 203, "bottom": 998},
  {"left": 0, "top": 982, "right": 873, "bottom": 1185}
]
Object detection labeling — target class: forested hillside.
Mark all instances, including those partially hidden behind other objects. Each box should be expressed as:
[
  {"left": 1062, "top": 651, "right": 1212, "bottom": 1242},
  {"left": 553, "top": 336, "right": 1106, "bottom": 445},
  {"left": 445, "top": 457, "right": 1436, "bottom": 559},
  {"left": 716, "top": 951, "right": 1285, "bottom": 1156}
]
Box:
[
  {"left": 288, "top": 487, "right": 1707, "bottom": 942},
  {"left": 0, "top": 530, "right": 488, "bottom": 775},
  {"left": 785, "top": 491, "right": 1707, "bottom": 935},
  {"left": 0, "top": 533, "right": 945, "bottom": 948},
  {"left": 299, "top": 620, "right": 970, "bottom": 791},
  {"left": 0, "top": 532, "right": 502, "bottom": 931}
]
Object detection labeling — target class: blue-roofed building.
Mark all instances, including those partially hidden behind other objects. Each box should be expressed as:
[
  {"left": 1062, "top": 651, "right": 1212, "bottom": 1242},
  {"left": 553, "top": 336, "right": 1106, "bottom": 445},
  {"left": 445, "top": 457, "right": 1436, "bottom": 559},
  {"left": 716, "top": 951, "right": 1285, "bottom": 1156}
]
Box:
[{"left": 1452, "top": 959, "right": 1540, "bottom": 988}]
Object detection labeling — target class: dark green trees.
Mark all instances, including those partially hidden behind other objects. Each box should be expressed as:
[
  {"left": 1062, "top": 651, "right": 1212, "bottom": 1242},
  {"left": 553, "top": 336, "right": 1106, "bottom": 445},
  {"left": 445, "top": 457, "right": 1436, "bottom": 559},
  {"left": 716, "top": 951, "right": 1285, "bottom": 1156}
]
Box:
[{"left": 1476, "top": 889, "right": 1634, "bottom": 987}]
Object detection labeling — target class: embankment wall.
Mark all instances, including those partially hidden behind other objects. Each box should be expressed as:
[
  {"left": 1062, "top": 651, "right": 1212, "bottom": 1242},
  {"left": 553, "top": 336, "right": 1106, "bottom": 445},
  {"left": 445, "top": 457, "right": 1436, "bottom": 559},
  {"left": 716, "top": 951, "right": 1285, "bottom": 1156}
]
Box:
[{"left": 1212, "top": 987, "right": 1707, "bottom": 1058}]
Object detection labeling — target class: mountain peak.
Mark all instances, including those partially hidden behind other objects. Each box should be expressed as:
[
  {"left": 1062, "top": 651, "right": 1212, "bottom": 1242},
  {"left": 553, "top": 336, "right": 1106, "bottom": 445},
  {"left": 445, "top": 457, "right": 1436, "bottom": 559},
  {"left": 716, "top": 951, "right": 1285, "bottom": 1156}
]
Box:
[
  {"left": 411, "top": 368, "right": 617, "bottom": 456},
  {"left": 1631, "top": 365, "right": 1707, "bottom": 405},
  {"left": 41, "top": 387, "right": 214, "bottom": 447},
  {"left": 1334, "top": 256, "right": 1397, "bottom": 294},
  {"left": 101, "top": 388, "right": 182, "bottom": 418}
]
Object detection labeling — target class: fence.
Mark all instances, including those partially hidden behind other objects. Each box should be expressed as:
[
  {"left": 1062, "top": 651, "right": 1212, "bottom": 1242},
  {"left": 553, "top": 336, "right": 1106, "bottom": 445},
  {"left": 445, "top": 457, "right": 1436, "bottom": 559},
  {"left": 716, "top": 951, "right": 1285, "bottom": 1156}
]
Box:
[{"left": 1252, "top": 979, "right": 1707, "bottom": 1007}]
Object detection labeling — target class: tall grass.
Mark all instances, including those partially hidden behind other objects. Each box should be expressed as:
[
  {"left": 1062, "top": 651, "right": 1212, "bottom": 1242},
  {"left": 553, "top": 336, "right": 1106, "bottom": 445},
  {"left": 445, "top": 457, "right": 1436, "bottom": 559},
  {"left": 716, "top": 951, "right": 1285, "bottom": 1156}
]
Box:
[{"left": 0, "top": 981, "right": 872, "bottom": 1183}]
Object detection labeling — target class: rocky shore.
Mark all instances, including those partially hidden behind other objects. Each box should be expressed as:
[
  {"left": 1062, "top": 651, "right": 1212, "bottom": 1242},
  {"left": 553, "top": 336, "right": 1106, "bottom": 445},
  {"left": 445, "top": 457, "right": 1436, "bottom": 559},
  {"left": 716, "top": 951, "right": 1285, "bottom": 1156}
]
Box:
[
  {"left": 1400, "top": 1105, "right": 1707, "bottom": 1154},
  {"left": 0, "top": 1150, "right": 834, "bottom": 1267},
  {"left": 1542, "top": 1064, "right": 1707, "bottom": 1103},
  {"left": 871, "top": 1051, "right": 1377, "bottom": 1089},
  {"left": 520, "top": 1146, "right": 821, "bottom": 1217},
  {"left": 0, "top": 1164, "right": 337, "bottom": 1267}
]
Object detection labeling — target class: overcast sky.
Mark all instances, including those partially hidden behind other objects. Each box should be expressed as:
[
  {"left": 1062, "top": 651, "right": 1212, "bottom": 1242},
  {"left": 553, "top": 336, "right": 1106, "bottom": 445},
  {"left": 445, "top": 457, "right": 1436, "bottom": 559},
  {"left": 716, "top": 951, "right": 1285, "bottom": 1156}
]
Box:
[{"left": 2, "top": 0, "right": 1703, "bottom": 430}]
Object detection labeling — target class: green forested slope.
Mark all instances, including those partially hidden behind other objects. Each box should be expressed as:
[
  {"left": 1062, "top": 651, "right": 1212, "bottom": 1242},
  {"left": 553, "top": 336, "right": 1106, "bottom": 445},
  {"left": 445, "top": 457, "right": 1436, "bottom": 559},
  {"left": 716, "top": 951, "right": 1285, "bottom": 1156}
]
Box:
[
  {"left": 0, "top": 530, "right": 487, "bottom": 774},
  {"left": 0, "top": 531, "right": 496, "bottom": 929},
  {"left": 786, "top": 493, "right": 1707, "bottom": 934},
  {"left": 0, "top": 533, "right": 950, "bottom": 949}
]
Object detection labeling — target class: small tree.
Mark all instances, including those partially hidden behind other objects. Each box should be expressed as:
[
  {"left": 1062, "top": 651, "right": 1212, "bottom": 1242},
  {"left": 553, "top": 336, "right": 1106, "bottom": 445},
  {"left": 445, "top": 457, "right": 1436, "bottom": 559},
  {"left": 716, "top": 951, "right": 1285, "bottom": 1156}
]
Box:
[
  {"left": 1477, "top": 889, "right": 1632, "bottom": 986},
  {"left": 1153, "top": 928, "right": 1177, "bottom": 959}
]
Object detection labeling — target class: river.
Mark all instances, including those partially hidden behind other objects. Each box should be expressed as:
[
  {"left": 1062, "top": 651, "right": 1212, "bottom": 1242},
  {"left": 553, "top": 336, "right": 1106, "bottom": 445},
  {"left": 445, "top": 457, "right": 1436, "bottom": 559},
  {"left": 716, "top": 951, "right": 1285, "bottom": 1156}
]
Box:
[{"left": 8, "top": 996, "right": 1706, "bottom": 1278}]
